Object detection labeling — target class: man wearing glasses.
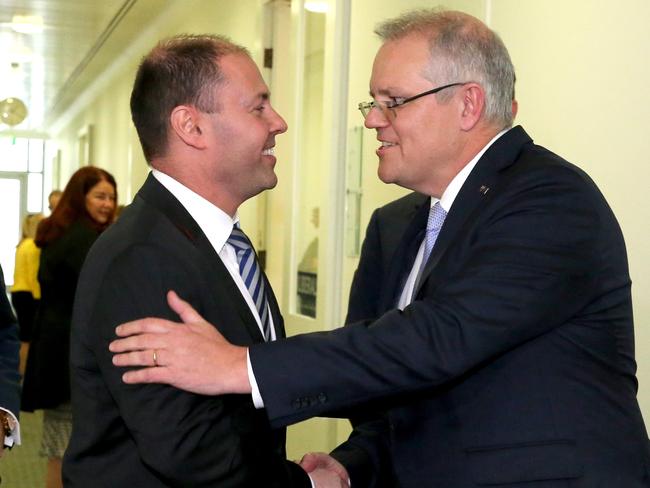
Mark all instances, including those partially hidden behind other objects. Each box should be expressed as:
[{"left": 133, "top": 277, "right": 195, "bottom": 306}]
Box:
[{"left": 110, "top": 9, "right": 650, "bottom": 488}]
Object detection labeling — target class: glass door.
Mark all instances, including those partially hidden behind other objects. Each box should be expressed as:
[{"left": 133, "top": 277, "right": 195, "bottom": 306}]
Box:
[
  {"left": 282, "top": 0, "right": 350, "bottom": 334},
  {"left": 0, "top": 175, "right": 26, "bottom": 287}
]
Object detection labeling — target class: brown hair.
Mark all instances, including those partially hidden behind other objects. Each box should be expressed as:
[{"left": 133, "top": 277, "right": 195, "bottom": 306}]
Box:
[
  {"left": 130, "top": 34, "right": 249, "bottom": 163},
  {"left": 36, "top": 166, "right": 117, "bottom": 247}
]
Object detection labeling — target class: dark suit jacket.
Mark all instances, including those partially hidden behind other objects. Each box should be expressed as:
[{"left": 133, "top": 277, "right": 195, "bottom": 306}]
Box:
[
  {"left": 0, "top": 264, "right": 20, "bottom": 417},
  {"left": 22, "top": 220, "right": 99, "bottom": 411},
  {"left": 62, "top": 175, "right": 309, "bottom": 487},
  {"left": 250, "top": 126, "right": 650, "bottom": 487}
]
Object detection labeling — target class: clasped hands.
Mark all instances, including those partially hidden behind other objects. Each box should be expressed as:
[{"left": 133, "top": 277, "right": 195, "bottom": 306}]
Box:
[{"left": 109, "top": 291, "right": 350, "bottom": 486}]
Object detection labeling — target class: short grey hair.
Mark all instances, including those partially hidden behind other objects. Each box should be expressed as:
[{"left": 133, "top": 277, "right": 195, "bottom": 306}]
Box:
[{"left": 375, "top": 9, "right": 516, "bottom": 129}]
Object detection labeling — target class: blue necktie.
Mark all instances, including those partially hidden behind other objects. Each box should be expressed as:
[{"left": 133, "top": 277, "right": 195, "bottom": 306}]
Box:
[
  {"left": 413, "top": 202, "right": 447, "bottom": 293},
  {"left": 228, "top": 225, "right": 271, "bottom": 341},
  {"left": 423, "top": 201, "right": 447, "bottom": 263}
]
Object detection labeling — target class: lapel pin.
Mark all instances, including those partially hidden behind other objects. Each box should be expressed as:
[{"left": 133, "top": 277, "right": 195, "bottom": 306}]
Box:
[{"left": 479, "top": 185, "right": 490, "bottom": 195}]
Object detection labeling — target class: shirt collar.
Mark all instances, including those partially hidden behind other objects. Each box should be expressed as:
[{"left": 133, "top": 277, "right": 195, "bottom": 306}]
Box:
[
  {"left": 435, "top": 128, "right": 508, "bottom": 211},
  {"left": 151, "top": 168, "right": 238, "bottom": 253}
]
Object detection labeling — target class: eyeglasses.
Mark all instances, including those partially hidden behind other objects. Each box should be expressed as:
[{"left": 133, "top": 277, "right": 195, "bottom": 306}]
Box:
[{"left": 358, "top": 82, "right": 465, "bottom": 119}]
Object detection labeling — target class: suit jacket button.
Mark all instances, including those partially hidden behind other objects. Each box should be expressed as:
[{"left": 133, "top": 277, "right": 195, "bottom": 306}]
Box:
[{"left": 318, "top": 393, "right": 327, "bottom": 404}]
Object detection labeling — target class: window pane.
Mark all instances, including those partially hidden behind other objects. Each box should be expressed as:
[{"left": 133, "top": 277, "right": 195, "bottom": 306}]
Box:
[
  {"left": 0, "top": 178, "right": 21, "bottom": 287},
  {"left": 27, "top": 173, "right": 43, "bottom": 213},
  {"left": 0, "top": 137, "right": 28, "bottom": 172},
  {"left": 28, "top": 139, "right": 44, "bottom": 172}
]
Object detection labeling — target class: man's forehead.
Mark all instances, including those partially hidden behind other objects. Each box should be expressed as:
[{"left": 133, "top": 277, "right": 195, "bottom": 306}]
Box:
[
  {"left": 371, "top": 36, "right": 431, "bottom": 79},
  {"left": 370, "top": 58, "right": 431, "bottom": 95},
  {"left": 219, "top": 54, "right": 269, "bottom": 96},
  {"left": 220, "top": 53, "right": 258, "bottom": 78}
]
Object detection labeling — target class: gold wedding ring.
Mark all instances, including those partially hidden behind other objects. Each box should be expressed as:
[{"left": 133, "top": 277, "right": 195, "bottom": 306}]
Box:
[{"left": 152, "top": 349, "right": 158, "bottom": 367}]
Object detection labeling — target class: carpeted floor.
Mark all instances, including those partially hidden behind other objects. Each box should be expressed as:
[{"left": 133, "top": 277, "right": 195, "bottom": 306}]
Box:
[{"left": 0, "top": 410, "right": 47, "bottom": 487}]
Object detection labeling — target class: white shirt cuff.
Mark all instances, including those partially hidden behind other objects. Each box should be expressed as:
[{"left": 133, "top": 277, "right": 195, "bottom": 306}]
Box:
[
  {"left": 1, "top": 407, "right": 20, "bottom": 447},
  {"left": 305, "top": 471, "right": 350, "bottom": 487},
  {"left": 247, "top": 350, "right": 265, "bottom": 409}
]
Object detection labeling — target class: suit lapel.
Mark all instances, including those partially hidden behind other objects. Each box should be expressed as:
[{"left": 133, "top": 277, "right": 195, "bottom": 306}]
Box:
[
  {"left": 379, "top": 194, "right": 430, "bottom": 313},
  {"left": 136, "top": 174, "right": 266, "bottom": 343},
  {"left": 413, "top": 126, "right": 533, "bottom": 297},
  {"left": 264, "top": 274, "right": 285, "bottom": 340}
]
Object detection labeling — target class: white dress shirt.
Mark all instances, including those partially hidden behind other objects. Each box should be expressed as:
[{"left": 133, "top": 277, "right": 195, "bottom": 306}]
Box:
[
  {"left": 397, "top": 129, "right": 507, "bottom": 309},
  {"left": 152, "top": 169, "right": 275, "bottom": 341}
]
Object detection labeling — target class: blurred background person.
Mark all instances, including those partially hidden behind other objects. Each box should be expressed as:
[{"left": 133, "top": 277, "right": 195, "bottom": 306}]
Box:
[
  {"left": 22, "top": 167, "right": 116, "bottom": 488},
  {"left": 11, "top": 213, "right": 45, "bottom": 375},
  {"left": 47, "top": 190, "right": 62, "bottom": 214}
]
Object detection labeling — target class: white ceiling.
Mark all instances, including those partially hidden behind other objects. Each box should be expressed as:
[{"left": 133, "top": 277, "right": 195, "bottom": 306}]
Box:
[{"left": 0, "top": 0, "right": 163, "bottom": 136}]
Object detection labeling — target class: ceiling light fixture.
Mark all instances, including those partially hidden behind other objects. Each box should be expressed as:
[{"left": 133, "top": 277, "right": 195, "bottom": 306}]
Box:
[
  {"left": 10, "top": 15, "right": 44, "bottom": 35},
  {"left": 0, "top": 97, "right": 29, "bottom": 126},
  {"left": 304, "top": 1, "right": 328, "bottom": 14}
]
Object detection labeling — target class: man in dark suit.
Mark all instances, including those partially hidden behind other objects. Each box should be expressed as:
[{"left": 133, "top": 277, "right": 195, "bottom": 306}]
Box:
[
  {"left": 0, "top": 263, "right": 20, "bottom": 457},
  {"left": 110, "top": 10, "right": 650, "bottom": 487},
  {"left": 62, "top": 34, "right": 342, "bottom": 487}
]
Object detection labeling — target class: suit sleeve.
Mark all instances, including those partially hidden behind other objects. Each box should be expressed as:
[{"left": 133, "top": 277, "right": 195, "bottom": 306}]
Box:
[
  {"left": 251, "top": 164, "right": 612, "bottom": 427},
  {"left": 345, "top": 209, "right": 383, "bottom": 324},
  {"left": 79, "top": 244, "right": 309, "bottom": 487},
  {"left": 0, "top": 264, "right": 20, "bottom": 416}
]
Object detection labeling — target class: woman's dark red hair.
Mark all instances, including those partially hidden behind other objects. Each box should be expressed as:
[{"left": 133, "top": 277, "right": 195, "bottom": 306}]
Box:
[{"left": 35, "top": 166, "right": 117, "bottom": 247}]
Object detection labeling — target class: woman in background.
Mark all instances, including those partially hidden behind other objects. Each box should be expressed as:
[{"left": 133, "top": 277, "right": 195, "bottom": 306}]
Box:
[
  {"left": 22, "top": 166, "right": 116, "bottom": 488},
  {"left": 11, "top": 213, "right": 44, "bottom": 374}
]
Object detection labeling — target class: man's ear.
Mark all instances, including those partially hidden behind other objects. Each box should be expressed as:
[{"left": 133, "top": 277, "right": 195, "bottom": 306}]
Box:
[
  {"left": 459, "top": 83, "right": 485, "bottom": 131},
  {"left": 169, "top": 105, "right": 207, "bottom": 149},
  {"left": 511, "top": 99, "right": 519, "bottom": 120}
]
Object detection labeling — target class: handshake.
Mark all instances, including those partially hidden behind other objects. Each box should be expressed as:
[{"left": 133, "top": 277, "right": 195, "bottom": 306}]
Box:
[{"left": 300, "top": 452, "right": 350, "bottom": 487}]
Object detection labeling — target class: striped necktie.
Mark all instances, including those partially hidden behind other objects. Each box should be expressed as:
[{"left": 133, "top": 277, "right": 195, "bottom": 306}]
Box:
[{"left": 227, "top": 225, "right": 271, "bottom": 341}]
